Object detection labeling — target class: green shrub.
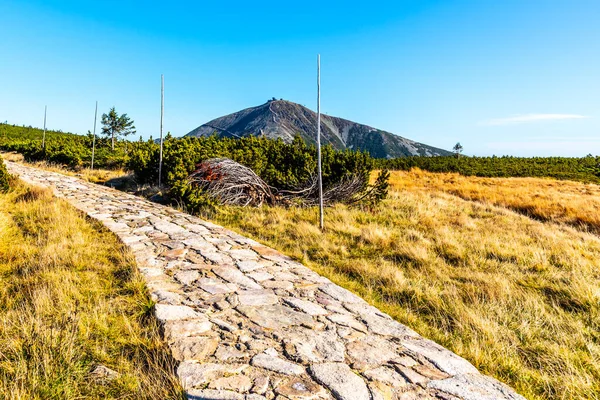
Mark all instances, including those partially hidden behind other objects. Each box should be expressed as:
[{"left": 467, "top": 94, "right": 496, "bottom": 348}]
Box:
[
  {"left": 127, "top": 134, "right": 377, "bottom": 213},
  {"left": 0, "top": 123, "right": 128, "bottom": 169},
  {"left": 377, "top": 154, "right": 600, "bottom": 184},
  {"left": 0, "top": 158, "right": 10, "bottom": 192}
]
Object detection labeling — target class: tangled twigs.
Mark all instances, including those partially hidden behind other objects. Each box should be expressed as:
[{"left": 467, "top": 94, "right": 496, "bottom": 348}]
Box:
[
  {"left": 189, "top": 158, "right": 388, "bottom": 208},
  {"left": 189, "top": 158, "right": 276, "bottom": 206}
]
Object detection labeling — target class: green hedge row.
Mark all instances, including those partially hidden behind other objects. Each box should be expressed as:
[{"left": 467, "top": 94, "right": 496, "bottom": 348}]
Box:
[
  {"left": 377, "top": 155, "right": 600, "bottom": 184},
  {"left": 0, "top": 124, "right": 129, "bottom": 169},
  {"left": 128, "top": 134, "right": 376, "bottom": 213}
]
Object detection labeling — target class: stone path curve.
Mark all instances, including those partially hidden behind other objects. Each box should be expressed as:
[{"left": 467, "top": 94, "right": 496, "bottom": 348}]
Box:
[{"left": 7, "top": 161, "right": 525, "bottom": 400}]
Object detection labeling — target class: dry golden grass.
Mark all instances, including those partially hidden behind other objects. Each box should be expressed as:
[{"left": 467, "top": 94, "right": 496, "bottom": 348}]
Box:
[
  {"left": 0, "top": 180, "right": 183, "bottom": 399},
  {"left": 391, "top": 168, "right": 600, "bottom": 234},
  {"left": 213, "top": 173, "right": 600, "bottom": 400}
]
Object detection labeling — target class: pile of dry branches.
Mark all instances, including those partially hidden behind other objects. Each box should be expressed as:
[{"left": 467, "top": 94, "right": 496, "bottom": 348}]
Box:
[
  {"left": 189, "top": 158, "right": 275, "bottom": 206},
  {"left": 189, "top": 158, "right": 383, "bottom": 208}
]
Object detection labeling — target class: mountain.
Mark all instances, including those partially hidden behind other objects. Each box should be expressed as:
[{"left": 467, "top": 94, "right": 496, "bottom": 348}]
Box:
[{"left": 185, "top": 99, "right": 451, "bottom": 158}]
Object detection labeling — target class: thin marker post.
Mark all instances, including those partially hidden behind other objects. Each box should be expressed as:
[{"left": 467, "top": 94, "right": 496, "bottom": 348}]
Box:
[
  {"left": 42, "top": 105, "right": 47, "bottom": 150},
  {"left": 317, "top": 55, "right": 324, "bottom": 230},
  {"left": 91, "top": 101, "right": 98, "bottom": 170},
  {"left": 159, "top": 74, "right": 164, "bottom": 187}
]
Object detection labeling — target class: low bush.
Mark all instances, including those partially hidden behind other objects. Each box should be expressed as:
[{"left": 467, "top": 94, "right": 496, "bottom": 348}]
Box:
[
  {"left": 0, "top": 158, "right": 9, "bottom": 192},
  {"left": 377, "top": 154, "right": 600, "bottom": 183},
  {"left": 0, "top": 123, "right": 129, "bottom": 169},
  {"left": 128, "top": 134, "right": 382, "bottom": 212}
]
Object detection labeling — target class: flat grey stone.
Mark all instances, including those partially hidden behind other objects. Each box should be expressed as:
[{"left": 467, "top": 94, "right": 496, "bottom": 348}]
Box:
[
  {"left": 251, "top": 375, "right": 270, "bottom": 394},
  {"left": 247, "top": 271, "right": 274, "bottom": 282},
  {"left": 89, "top": 364, "right": 120, "bottom": 382},
  {"left": 283, "top": 297, "right": 328, "bottom": 316},
  {"left": 155, "top": 304, "right": 200, "bottom": 322},
  {"left": 236, "top": 259, "right": 268, "bottom": 272},
  {"left": 215, "top": 345, "right": 249, "bottom": 361},
  {"left": 362, "top": 366, "right": 408, "bottom": 388},
  {"left": 213, "top": 266, "right": 263, "bottom": 290},
  {"left": 395, "top": 366, "right": 428, "bottom": 384},
  {"left": 401, "top": 338, "right": 479, "bottom": 375},
  {"left": 208, "top": 374, "right": 253, "bottom": 393},
  {"left": 284, "top": 327, "right": 345, "bottom": 364},
  {"left": 428, "top": 373, "right": 527, "bottom": 400},
  {"left": 150, "top": 289, "right": 184, "bottom": 305},
  {"left": 177, "top": 362, "right": 249, "bottom": 389},
  {"left": 183, "top": 237, "right": 214, "bottom": 250},
  {"left": 309, "top": 363, "right": 370, "bottom": 400},
  {"left": 237, "top": 305, "right": 316, "bottom": 330},
  {"left": 272, "top": 271, "right": 300, "bottom": 282},
  {"left": 163, "top": 318, "right": 213, "bottom": 341},
  {"left": 251, "top": 353, "right": 305, "bottom": 375},
  {"left": 346, "top": 336, "right": 398, "bottom": 370},
  {"left": 186, "top": 389, "right": 244, "bottom": 400},
  {"left": 175, "top": 270, "right": 201, "bottom": 286},
  {"left": 154, "top": 220, "right": 188, "bottom": 235},
  {"left": 360, "top": 313, "right": 418, "bottom": 338},
  {"left": 319, "top": 284, "right": 365, "bottom": 304},
  {"left": 182, "top": 224, "right": 211, "bottom": 234},
  {"left": 245, "top": 395, "right": 267, "bottom": 400},
  {"left": 171, "top": 336, "right": 219, "bottom": 361},
  {"left": 199, "top": 249, "right": 233, "bottom": 264},
  {"left": 229, "top": 248, "right": 259, "bottom": 260},
  {"left": 274, "top": 377, "right": 329, "bottom": 399},
  {"left": 326, "top": 313, "right": 367, "bottom": 333},
  {"left": 120, "top": 234, "right": 146, "bottom": 244},
  {"left": 261, "top": 280, "right": 294, "bottom": 290},
  {"left": 238, "top": 290, "right": 279, "bottom": 306},
  {"left": 198, "top": 277, "right": 237, "bottom": 294}
]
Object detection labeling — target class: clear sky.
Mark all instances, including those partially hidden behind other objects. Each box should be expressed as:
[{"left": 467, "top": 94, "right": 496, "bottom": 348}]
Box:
[{"left": 1, "top": 0, "right": 599, "bottom": 156}]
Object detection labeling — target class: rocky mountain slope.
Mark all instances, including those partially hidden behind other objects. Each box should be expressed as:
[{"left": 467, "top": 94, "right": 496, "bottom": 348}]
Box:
[{"left": 186, "top": 100, "right": 451, "bottom": 158}]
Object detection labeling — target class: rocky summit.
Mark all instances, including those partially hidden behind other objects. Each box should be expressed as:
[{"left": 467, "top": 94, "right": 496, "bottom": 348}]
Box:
[{"left": 185, "top": 100, "right": 452, "bottom": 159}]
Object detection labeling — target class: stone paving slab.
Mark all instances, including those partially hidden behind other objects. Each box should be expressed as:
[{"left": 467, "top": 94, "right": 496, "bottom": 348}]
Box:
[{"left": 7, "top": 161, "right": 526, "bottom": 400}]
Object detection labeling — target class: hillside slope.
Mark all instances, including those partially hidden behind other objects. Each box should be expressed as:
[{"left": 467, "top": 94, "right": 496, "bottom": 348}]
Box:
[{"left": 186, "top": 100, "right": 451, "bottom": 158}]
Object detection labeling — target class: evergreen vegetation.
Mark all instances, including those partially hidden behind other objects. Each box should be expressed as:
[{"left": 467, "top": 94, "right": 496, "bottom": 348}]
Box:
[
  {"left": 0, "top": 123, "right": 129, "bottom": 169},
  {"left": 101, "top": 107, "right": 136, "bottom": 151},
  {"left": 0, "top": 158, "right": 9, "bottom": 192},
  {"left": 128, "top": 134, "right": 379, "bottom": 213},
  {"left": 377, "top": 154, "right": 600, "bottom": 183}
]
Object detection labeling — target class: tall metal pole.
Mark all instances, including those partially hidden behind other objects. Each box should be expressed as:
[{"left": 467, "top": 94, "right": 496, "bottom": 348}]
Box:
[
  {"left": 91, "top": 101, "right": 98, "bottom": 170},
  {"left": 317, "top": 55, "right": 324, "bottom": 230},
  {"left": 159, "top": 74, "right": 164, "bottom": 187},
  {"left": 42, "top": 105, "right": 47, "bottom": 150}
]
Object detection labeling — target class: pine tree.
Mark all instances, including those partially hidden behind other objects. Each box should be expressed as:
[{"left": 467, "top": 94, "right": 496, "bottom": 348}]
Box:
[
  {"left": 101, "top": 107, "right": 136, "bottom": 151},
  {"left": 453, "top": 142, "right": 464, "bottom": 158}
]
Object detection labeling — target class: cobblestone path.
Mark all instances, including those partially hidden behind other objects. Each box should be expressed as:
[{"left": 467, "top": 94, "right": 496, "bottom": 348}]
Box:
[{"left": 7, "top": 161, "right": 525, "bottom": 400}]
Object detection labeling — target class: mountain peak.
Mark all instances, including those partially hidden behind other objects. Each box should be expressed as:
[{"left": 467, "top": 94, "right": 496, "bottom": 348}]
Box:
[{"left": 186, "top": 100, "right": 451, "bottom": 158}]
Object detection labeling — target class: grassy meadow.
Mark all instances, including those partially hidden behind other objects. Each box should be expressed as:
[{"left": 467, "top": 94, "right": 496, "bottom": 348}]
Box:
[
  {"left": 212, "top": 170, "right": 600, "bottom": 400},
  {"left": 0, "top": 178, "right": 183, "bottom": 399},
  {"left": 392, "top": 168, "right": 600, "bottom": 234},
  {"left": 4, "top": 154, "right": 600, "bottom": 400}
]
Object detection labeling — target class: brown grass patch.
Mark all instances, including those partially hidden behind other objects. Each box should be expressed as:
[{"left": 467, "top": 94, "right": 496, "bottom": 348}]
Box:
[
  {"left": 389, "top": 168, "right": 600, "bottom": 234},
  {"left": 0, "top": 180, "right": 183, "bottom": 399}
]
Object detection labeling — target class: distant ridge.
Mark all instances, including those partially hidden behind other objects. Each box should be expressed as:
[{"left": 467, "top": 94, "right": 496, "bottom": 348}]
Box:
[{"left": 185, "top": 99, "right": 451, "bottom": 158}]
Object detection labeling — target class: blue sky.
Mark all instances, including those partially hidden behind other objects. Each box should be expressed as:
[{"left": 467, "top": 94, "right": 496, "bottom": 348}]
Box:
[{"left": 1, "top": 0, "right": 599, "bottom": 156}]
